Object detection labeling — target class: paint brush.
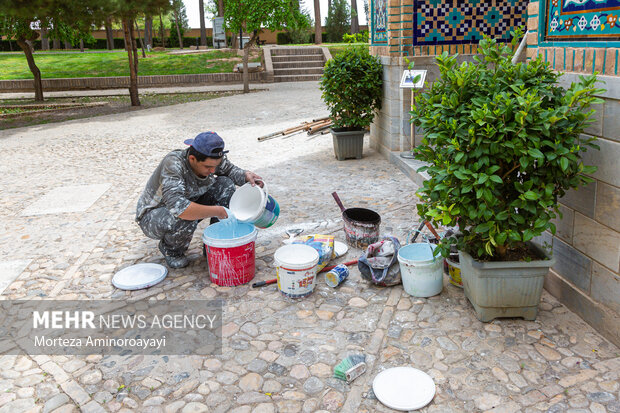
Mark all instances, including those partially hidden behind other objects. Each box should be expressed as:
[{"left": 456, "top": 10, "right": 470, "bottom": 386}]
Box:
[{"left": 251, "top": 279, "right": 278, "bottom": 288}]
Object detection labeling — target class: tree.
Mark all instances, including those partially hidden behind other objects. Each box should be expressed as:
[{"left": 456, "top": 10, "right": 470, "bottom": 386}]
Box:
[
  {"left": 325, "top": 0, "right": 350, "bottom": 42},
  {"left": 199, "top": 0, "right": 207, "bottom": 46},
  {"left": 109, "top": 0, "right": 171, "bottom": 106},
  {"left": 170, "top": 0, "right": 188, "bottom": 49},
  {"left": 0, "top": 0, "right": 104, "bottom": 102},
  {"left": 350, "top": 0, "right": 359, "bottom": 34},
  {"left": 313, "top": 0, "right": 321, "bottom": 44},
  {"left": 223, "top": 0, "right": 295, "bottom": 93},
  {"left": 105, "top": 17, "right": 115, "bottom": 50}
]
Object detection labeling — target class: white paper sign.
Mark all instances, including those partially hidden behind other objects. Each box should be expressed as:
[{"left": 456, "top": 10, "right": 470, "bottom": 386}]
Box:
[{"left": 400, "top": 70, "right": 427, "bottom": 89}]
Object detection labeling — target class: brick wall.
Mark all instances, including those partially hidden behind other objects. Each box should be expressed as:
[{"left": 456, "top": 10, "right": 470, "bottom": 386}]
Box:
[{"left": 527, "top": 0, "right": 620, "bottom": 347}]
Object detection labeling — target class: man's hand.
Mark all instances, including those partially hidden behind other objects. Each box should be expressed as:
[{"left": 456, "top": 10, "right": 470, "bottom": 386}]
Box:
[
  {"left": 245, "top": 171, "right": 264, "bottom": 187},
  {"left": 214, "top": 206, "right": 228, "bottom": 219}
]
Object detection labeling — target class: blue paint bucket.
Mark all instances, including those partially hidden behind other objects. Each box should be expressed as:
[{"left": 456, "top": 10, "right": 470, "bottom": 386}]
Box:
[{"left": 397, "top": 243, "right": 443, "bottom": 297}]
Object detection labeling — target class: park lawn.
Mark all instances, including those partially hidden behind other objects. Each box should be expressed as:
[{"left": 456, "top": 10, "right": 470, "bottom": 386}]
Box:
[{"left": 0, "top": 50, "right": 260, "bottom": 79}]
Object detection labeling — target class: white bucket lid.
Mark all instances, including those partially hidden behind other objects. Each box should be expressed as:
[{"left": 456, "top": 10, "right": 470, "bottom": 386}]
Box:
[
  {"left": 112, "top": 263, "right": 168, "bottom": 290},
  {"left": 373, "top": 367, "right": 436, "bottom": 411},
  {"left": 334, "top": 240, "right": 348, "bottom": 258},
  {"left": 274, "top": 244, "right": 319, "bottom": 270},
  {"left": 229, "top": 183, "right": 265, "bottom": 222}
]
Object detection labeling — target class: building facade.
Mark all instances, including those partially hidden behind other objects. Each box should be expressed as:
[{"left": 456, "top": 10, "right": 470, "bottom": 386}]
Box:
[{"left": 369, "top": 0, "right": 620, "bottom": 346}]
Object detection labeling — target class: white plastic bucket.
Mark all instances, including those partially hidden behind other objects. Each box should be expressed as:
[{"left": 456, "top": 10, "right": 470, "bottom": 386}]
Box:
[
  {"left": 274, "top": 244, "right": 320, "bottom": 298},
  {"left": 398, "top": 243, "right": 443, "bottom": 297},
  {"left": 229, "top": 183, "right": 279, "bottom": 229},
  {"left": 202, "top": 222, "right": 258, "bottom": 286}
]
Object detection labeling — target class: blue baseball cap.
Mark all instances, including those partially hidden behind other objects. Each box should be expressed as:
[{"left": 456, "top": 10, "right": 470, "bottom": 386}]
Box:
[{"left": 184, "top": 131, "right": 229, "bottom": 157}]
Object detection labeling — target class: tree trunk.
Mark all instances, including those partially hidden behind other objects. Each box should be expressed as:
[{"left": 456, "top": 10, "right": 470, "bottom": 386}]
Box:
[
  {"left": 64, "top": 41, "right": 71, "bottom": 50},
  {"left": 199, "top": 0, "right": 207, "bottom": 46},
  {"left": 41, "top": 27, "right": 50, "bottom": 50},
  {"left": 79, "top": 39, "right": 84, "bottom": 52},
  {"left": 242, "top": 33, "right": 258, "bottom": 94},
  {"left": 351, "top": 0, "right": 359, "bottom": 34},
  {"left": 135, "top": 20, "right": 147, "bottom": 57},
  {"left": 105, "top": 18, "right": 114, "bottom": 50},
  {"left": 174, "top": 10, "right": 183, "bottom": 49},
  {"left": 16, "top": 37, "right": 44, "bottom": 102},
  {"left": 159, "top": 12, "right": 166, "bottom": 48},
  {"left": 145, "top": 16, "right": 153, "bottom": 48},
  {"left": 123, "top": 19, "right": 140, "bottom": 106},
  {"left": 53, "top": 38, "right": 60, "bottom": 50},
  {"left": 314, "top": 0, "right": 322, "bottom": 44},
  {"left": 218, "top": 0, "right": 224, "bottom": 16}
]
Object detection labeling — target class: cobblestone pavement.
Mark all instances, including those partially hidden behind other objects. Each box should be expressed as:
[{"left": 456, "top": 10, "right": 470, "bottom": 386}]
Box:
[{"left": 0, "top": 81, "right": 618, "bottom": 413}]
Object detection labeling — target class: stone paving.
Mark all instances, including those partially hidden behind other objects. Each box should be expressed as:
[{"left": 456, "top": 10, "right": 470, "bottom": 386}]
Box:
[{"left": 0, "top": 81, "right": 619, "bottom": 413}]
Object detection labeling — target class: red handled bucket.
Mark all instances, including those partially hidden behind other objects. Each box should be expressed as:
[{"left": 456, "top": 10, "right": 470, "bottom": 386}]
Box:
[{"left": 202, "top": 222, "right": 258, "bottom": 286}]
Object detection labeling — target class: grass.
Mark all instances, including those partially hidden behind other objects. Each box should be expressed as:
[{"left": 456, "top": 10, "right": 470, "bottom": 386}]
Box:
[{"left": 0, "top": 50, "right": 261, "bottom": 79}]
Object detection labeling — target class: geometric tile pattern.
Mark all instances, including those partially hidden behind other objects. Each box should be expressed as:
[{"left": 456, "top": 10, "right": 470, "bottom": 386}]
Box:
[
  {"left": 545, "top": 0, "right": 620, "bottom": 41},
  {"left": 413, "top": 0, "right": 528, "bottom": 45},
  {"left": 373, "top": 0, "right": 388, "bottom": 43}
]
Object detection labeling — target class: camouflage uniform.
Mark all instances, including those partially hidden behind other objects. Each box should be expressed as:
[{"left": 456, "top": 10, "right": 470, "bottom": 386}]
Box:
[{"left": 136, "top": 148, "right": 246, "bottom": 256}]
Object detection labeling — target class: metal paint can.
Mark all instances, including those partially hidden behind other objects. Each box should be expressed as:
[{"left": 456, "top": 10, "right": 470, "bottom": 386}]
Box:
[{"left": 325, "top": 264, "right": 350, "bottom": 288}]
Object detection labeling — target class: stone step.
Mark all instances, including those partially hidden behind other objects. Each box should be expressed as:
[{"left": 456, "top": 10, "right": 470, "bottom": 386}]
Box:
[
  {"left": 272, "top": 60, "right": 325, "bottom": 69},
  {"left": 271, "top": 48, "right": 323, "bottom": 56},
  {"left": 273, "top": 68, "right": 324, "bottom": 76},
  {"left": 272, "top": 54, "right": 325, "bottom": 62},
  {"left": 273, "top": 74, "right": 323, "bottom": 82}
]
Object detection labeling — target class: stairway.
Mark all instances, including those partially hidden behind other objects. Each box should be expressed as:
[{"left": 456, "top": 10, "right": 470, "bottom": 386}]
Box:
[{"left": 270, "top": 47, "right": 326, "bottom": 82}]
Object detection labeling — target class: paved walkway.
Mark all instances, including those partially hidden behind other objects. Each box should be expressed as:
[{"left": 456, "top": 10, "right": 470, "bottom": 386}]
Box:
[{"left": 0, "top": 82, "right": 618, "bottom": 413}]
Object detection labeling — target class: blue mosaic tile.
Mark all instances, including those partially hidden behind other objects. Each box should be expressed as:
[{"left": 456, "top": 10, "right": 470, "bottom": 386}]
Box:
[
  {"left": 412, "top": 0, "right": 528, "bottom": 45},
  {"left": 544, "top": 0, "right": 620, "bottom": 42}
]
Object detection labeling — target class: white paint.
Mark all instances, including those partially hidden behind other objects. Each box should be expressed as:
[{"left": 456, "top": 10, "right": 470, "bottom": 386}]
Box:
[
  {"left": 274, "top": 244, "right": 319, "bottom": 298},
  {"left": 0, "top": 259, "right": 31, "bottom": 295},
  {"left": 21, "top": 184, "right": 111, "bottom": 216}
]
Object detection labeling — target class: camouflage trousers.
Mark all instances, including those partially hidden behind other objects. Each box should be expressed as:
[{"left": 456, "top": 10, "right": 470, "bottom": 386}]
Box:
[{"left": 138, "top": 176, "right": 236, "bottom": 255}]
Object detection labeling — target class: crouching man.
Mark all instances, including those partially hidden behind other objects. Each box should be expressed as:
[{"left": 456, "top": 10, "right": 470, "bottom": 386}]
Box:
[{"left": 136, "top": 131, "right": 263, "bottom": 268}]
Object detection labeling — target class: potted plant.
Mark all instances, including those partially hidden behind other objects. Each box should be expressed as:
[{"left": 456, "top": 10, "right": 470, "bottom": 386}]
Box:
[
  {"left": 320, "top": 46, "right": 383, "bottom": 160},
  {"left": 411, "top": 30, "right": 603, "bottom": 321}
]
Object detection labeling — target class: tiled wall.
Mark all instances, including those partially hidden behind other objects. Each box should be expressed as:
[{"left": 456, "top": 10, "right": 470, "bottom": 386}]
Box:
[
  {"left": 527, "top": 0, "right": 620, "bottom": 347},
  {"left": 370, "top": 0, "right": 527, "bottom": 56}
]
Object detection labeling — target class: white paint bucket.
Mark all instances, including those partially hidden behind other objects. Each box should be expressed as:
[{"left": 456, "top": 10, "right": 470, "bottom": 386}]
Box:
[
  {"left": 229, "top": 183, "right": 279, "bottom": 229},
  {"left": 274, "top": 244, "right": 320, "bottom": 298},
  {"left": 398, "top": 243, "right": 443, "bottom": 297}
]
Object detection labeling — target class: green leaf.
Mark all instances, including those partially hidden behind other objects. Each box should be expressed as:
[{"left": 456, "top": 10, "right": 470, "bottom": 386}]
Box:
[
  {"left": 524, "top": 191, "right": 539, "bottom": 200},
  {"left": 475, "top": 222, "right": 492, "bottom": 233},
  {"left": 523, "top": 229, "right": 535, "bottom": 242},
  {"left": 528, "top": 148, "right": 545, "bottom": 160},
  {"left": 560, "top": 157, "right": 569, "bottom": 171},
  {"left": 489, "top": 175, "right": 503, "bottom": 183}
]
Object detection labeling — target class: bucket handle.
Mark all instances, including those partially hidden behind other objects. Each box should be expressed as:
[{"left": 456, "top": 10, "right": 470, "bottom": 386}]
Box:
[{"left": 260, "top": 181, "right": 268, "bottom": 199}]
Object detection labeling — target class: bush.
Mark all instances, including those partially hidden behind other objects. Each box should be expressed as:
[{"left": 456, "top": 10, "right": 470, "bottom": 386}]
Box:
[
  {"left": 411, "top": 30, "right": 603, "bottom": 260},
  {"left": 277, "top": 32, "right": 291, "bottom": 45},
  {"left": 342, "top": 30, "right": 369, "bottom": 44},
  {"left": 320, "top": 46, "right": 383, "bottom": 129}
]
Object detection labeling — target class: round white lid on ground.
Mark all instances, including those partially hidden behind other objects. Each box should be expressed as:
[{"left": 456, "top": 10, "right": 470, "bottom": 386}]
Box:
[
  {"left": 372, "top": 367, "right": 436, "bottom": 411},
  {"left": 112, "top": 263, "right": 168, "bottom": 290},
  {"left": 334, "top": 240, "right": 348, "bottom": 258}
]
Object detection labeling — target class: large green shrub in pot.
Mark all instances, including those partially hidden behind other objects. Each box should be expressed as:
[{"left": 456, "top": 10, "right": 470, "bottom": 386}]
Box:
[
  {"left": 411, "top": 31, "right": 603, "bottom": 261},
  {"left": 320, "top": 46, "right": 383, "bottom": 129}
]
